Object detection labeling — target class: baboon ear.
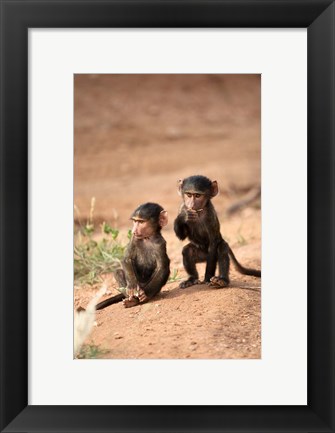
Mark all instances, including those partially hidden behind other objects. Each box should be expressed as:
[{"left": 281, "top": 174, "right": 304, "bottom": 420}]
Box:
[
  {"left": 211, "top": 180, "right": 219, "bottom": 197},
  {"left": 159, "top": 210, "right": 168, "bottom": 227},
  {"left": 177, "top": 179, "right": 184, "bottom": 196}
]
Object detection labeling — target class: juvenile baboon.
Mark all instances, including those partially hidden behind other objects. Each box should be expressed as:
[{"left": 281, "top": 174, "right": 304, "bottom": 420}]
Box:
[
  {"left": 174, "top": 175, "right": 261, "bottom": 289},
  {"left": 95, "top": 202, "right": 170, "bottom": 309}
]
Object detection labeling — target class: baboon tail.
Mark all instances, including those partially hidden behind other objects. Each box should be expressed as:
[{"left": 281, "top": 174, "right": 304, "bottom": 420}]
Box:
[
  {"left": 95, "top": 293, "right": 125, "bottom": 310},
  {"left": 228, "top": 246, "right": 261, "bottom": 278}
]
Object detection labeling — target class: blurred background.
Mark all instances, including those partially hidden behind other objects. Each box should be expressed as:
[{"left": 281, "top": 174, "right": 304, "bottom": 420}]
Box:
[{"left": 74, "top": 74, "right": 261, "bottom": 230}]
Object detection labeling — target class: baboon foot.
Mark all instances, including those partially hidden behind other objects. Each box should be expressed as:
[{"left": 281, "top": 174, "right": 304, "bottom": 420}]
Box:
[
  {"left": 122, "top": 297, "right": 140, "bottom": 308},
  {"left": 208, "top": 276, "right": 230, "bottom": 288},
  {"left": 179, "top": 278, "right": 201, "bottom": 289}
]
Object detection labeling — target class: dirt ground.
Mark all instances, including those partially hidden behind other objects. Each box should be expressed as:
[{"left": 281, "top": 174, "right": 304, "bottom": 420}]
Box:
[{"left": 74, "top": 74, "right": 261, "bottom": 359}]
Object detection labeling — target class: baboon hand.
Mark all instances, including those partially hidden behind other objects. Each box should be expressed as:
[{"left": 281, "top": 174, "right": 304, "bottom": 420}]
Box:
[
  {"left": 126, "top": 286, "right": 138, "bottom": 299},
  {"left": 186, "top": 209, "right": 199, "bottom": 222}
]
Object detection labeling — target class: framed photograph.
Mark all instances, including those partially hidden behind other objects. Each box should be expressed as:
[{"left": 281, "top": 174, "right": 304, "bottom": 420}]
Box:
[{"left": 1, "top": 1, "right": 334, "bottom": 432}]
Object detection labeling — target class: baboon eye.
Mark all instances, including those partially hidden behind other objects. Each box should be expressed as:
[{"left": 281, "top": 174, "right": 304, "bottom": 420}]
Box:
[
  {"left": 186, "top": 193, "right": 192, "bottom": 198},
  {"left": 195, "top": 194, "right": 201, "bottom": 198}
]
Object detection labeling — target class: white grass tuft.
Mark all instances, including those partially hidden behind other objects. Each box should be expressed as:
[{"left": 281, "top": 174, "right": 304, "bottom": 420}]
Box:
[{"left": 74, "top": 284, "right": 107, "bottom": 357}]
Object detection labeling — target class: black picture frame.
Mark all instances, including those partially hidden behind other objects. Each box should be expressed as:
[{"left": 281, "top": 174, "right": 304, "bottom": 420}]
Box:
[{"left": 1, "top": 1, "right": 334, "bottom": 432}]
